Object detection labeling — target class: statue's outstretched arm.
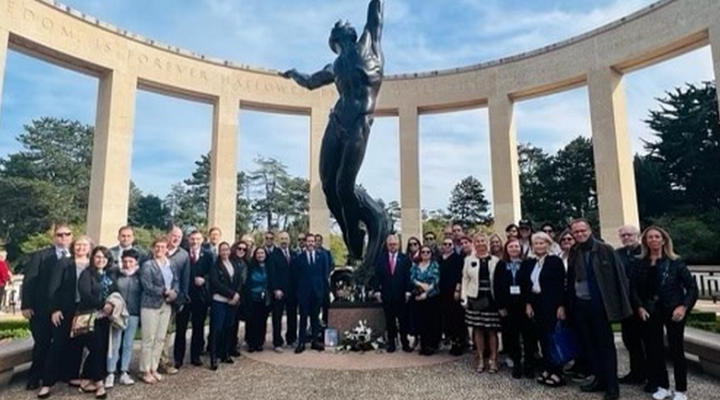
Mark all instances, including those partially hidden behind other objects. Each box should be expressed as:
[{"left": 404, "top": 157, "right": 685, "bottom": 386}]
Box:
[
  {"left": 362, "top": 0, "right": 384, "bottom": 45},
  {"left": 280, "top": 64, "right": 334, "bottom": 90}
]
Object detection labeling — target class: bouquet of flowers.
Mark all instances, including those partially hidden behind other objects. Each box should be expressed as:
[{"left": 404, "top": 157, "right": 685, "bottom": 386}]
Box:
[{"left": 340, "top": 320, "right": 384, "bottom": 352}]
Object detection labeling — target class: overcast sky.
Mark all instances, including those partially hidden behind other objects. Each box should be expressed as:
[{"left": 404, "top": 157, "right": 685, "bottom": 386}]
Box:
[{"left": 0, "top": 0, "right": 714, "bottom": 214}]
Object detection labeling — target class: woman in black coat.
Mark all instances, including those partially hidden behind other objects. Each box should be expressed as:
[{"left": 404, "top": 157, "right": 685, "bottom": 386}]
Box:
[
  {"left": 632, "top": 226, "right": 698, "bottom": 400},
  {"left": 519, "top": 232, "right": 567, "bottom": 387},
  {"left": 208, "top": 242, "right": 246, "bottom": 370}
]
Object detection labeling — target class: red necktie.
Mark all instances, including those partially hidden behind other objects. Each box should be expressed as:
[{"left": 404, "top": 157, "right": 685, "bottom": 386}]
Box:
[
  {"left": 389, "top": 254, "right": 396, "bottom": 275},
  {"left": 191, "top": 251, "right": 197, "bottom": 263}
]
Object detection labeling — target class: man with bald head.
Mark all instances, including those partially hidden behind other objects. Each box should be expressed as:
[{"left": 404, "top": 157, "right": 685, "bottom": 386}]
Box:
[
  {"left": 372, "top": 234, "right": 412, "bottom": 353},
  {"left": 615, "top": 225, "right": 648, "bottom": 388}
]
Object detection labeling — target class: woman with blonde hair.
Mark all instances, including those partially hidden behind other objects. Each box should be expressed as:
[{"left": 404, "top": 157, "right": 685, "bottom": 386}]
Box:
[
  {"left": 632, "top": 226, "right": 698, "bottom": 400},
  {"left": 489, "top": 233, "right": 504, "bottom": 259},
  {"left": 461, "top": 233, "right": 504, "bottom": 373}
]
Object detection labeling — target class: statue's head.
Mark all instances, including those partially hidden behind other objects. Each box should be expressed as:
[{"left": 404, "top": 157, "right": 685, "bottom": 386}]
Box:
[{"left": 329, "top": 20, "right": 357, "bottom": 54}]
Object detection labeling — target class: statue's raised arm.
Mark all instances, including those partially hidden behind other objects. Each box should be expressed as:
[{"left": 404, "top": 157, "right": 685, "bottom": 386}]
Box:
[
  {"left": 360, "top": 0, "right": 384, "bottom": 54},
  {"left": 280, "top": 64, "right": 334, "bottom": 91}
]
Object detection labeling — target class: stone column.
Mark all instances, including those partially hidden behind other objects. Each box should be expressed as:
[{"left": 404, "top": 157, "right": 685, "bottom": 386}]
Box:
[
  {"left": 87, "top": 71, "right": 137, "bottom": 245},
  {"left": 399, "top": 106, "right": 422, "bottom": 241},
  {"left": 488, "top": 95, "right": 521, "bottom": 232},
  {"left": 710, "top": 24, "right": 720, "bottom": 115},
  {"left": 208, "top": 95, "right": 239, "bottom": 241},
  {"left": 309, "top": 106, "right": 331, "bottom": 242},
  {"left": 0, "top": 29, "right": 8, "bottom": 128},
  {"left": 587, "top": 68, "right": 639, "bottom": 246}
]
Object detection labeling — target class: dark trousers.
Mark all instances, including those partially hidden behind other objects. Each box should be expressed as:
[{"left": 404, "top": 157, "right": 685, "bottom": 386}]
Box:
[
  {"left": 407, "top": 298, "right": 418, "bottom": 337},
  {"left": 321, "top": 291, "right": 330, "bottom": 327},
  {"left": 531, "top": 295, "right": 561, "bottom": 375},
  {"left": 442, "top": 294, "right": 467, "bottom": 346},
  {"left": 271, "top": 298, "right": 287, "bottom": 347},
  {"left": 383, "top": 300, "right": 409, "bottom": 346},
  {"left": 621, "top": 316, "right": 648, "bottom": 379},
  {"left": 80, "top": 318, "right": 110, "bottom": 382},
  {"left": 174, "top": 298, "right": 208, "bottom": 365},
  {"left": 246, "top": 301, "right": 269, "bottom": 348},
  {"left": 415, "top": 296, "right": 441, "bottom": 351},
  {"left": 229, "top": 302, "right": 245, "bottom": 351},
  {"left": 574, "top": 298, "right": 619, "bottom": 393},
  {"left": 502, "top": 302, "right": 535, "bottom": 370},
  {"left": 298, "top": 294, "right": 322, "bottom": 345},
  {"left": 285, "top": 296, "right": 298, "bottom": 345},
  {"left": 209, "top": 301, "right": 237, "bottom": 361},
  {"left": 28, "top": 313, "right": 52, "bottom": 384},
  {"left": 42, "top": 316, "right": 82, "bottom": 386},
  {"left": 646, "top": 313, "right": 687, "bottom": 392}
]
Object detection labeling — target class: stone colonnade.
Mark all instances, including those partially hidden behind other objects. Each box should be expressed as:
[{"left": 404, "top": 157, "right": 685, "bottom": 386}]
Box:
[{"left": 0, "top": 0, "right": 719, "bottom": 248}]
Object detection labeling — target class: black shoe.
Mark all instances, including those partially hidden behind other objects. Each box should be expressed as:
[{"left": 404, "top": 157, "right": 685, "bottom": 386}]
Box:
[
  {"left": 229, "top": 349, "right": 241, "bottom": 357},
  {"left": 449, "top": 346, "right": 464, "bottom": 356},
  {"left": 603, "top": 389, "right": 620, "bottom": 400},
  {"left": 311, "top": 342, "right": 325, "bottom": 352},
  {"left": 524, "top": 369, "right": 535, "bottom": 379},
  {"left": 294, "top": 344, "right": 306, "bottom": 354},
  {"left": 401, "top": 344, "right": 413, "bottom": 353},
  {"left": 247, "top": 346, "right": 256, "bottom": 353},
  {"left": 581, "top": 380, "right": 607, "bottom": 393},
  {"left": 512, "top": 366, "right": 523, "bottom": 379},
  {"left": 643, "top": 382, "right": 654, "bottom": 393},
  {"left": 191, "top": 359, "right": 203, "bottom": 367},
  {"left": 27, "top": 381, "right": 40, "bottom": 391},
  {"left": 386, "top": 344, "right": 396, "bottom": 353},
  {"left": 619, "top": 372, "right": 645, "bottom": 385},
  {"left": 221, "top": 357, "right": 234, "bottom": 364},
  {"left": 210, "top": 359, "right": 218, "bottom": 371}
]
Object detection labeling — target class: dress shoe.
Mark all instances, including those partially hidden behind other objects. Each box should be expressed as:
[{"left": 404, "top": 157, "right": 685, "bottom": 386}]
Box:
[
  {"left": 581, "top": 380, "right": 607, "bottom": 393},
  {"left": 191, "top": 359, "right": 203, "bottom": 367},
  {"left": 386, "top": 344, "right": 396, "bottom": 353},
  {"left": 643, "top": 382, "right": 655, "bottom": 393},
  {"left": 230, "top": 349, "right": 241, "bottom": 357},
  {"left": 210, "top": 359, "right": 218, "bottom": 371},
  {"left": 221, "top": 357, "right": 234, "bottom": 364},
  {"left": 294, "top": 344, "right": 306, "bottom": 354},
  {"left": 27, "top": 381, "right": 41, "bottom": 391},
  {"left": 311, "top": 342, "right": 325, "bottom": 352},
  {"left": 604, "top": 389, "right": 620, "bottom": 400},
  {"left": 619, "top": 372, "right": 645, "bottom": 385},
  {"left": 512, "top": 366, "right": 523, "bottom": 379},
  {"left": 401, "top": 344, "right": 413, "bottom": 353}
]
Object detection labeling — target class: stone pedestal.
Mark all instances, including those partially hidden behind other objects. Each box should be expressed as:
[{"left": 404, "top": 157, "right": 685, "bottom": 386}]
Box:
[{"left": 328, "top": 302, "right": 386, "bottom": 338}]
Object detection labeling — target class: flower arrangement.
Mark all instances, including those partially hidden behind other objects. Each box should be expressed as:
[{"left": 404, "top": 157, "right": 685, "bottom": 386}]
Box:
[{"left": 340, "top": 320, "right": 384, "bottom": 352}]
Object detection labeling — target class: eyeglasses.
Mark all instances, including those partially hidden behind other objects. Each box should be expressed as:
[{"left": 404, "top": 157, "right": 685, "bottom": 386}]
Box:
[
  {"left": 442, "top": 243, "right": 453, "bottom": 247},
  {"left": 619, "top": 233, "right": 635, "bottom": 238},
  {"left": 56, "top": 232, "right": 72, "bottom": 237},
  {"left": 237, "top": 248, "right": 247, "bottom": 252},
  {"left": 560, "top": 237, "right": 574, "bottom": 242},
  {"left": 265, "top": 237, "right": 274, "bottom": 240},
  {"left": 420, "top": 250, "right": 432, "bottom": 254},
  {"left": 409, "top": 242, "right": 419, "bottom": 246},
  {"left": 543, "top": 229, "right": 554, "bottom": 234}
]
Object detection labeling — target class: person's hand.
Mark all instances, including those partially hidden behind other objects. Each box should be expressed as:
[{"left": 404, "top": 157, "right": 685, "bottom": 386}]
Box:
[
  {"left": 51, "top": 311, "right": 63, "bottom": 327},
  {"left": 415, "top": 293, "right": 428, "bottom": 301},
  {"left": 374, "top": 292, "right": 382, "bottom": 303},
  {"left": 405, "top": 292, "right": 411, "bottom": 303},
  {"left": 231, "top": 293, "right": 241, "bottom": 306},
  {"left": 672, "top": 305, "right": 687, "bottom": 322},
  {"left": 21, "top": 309, "right": 34, "bottom": 320},
  {"left": 274, "top": 290, "right": 284, "bottom": 300},
  {"left": 453, "top": 291, "right": 461, "bottom": 301},
  {"left": 165, "top": 289, "right": 178, "bottom": 302},
  {"left": 526, "top": 304, "right": 534, "bottom": 319},
  {"left": 102, "top": 303, "right": 114, "bottom": 316},
  {"left": 637, "top": 307, "right": 650, "bottom": 322},
  {"left": 194, "top": 277, "right": 205, "bottom": 286},
  {"left": 460, "top": 299, "right": 468, "bottom": 309},
  {"left": 419, "top": 283, "right": 430, "bottom": 292},
  {"left": 280, "top": 69, "right": 297, "bottom": 79},
  {"left": 498, "top": 309, "right": 508, "bottom": 318},
  {"left": 557, "top": 306, "right": 566, "bottom": 321}
]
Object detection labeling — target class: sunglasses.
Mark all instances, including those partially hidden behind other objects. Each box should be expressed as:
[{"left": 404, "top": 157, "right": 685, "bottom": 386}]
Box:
[
  {"left": 543, "top": 229, "right": 554, "bottom": 233},
  {"left": 442, "top": 243, "right": 453, "bottom": 247},
  {"left": 56, "top": 232, "right": 72, "bottom": 237},
  {"left": 561, "top": 237, "right": 574, "bottom": 242},
  {"left": 409, "top": 242, "right": 419, "bottom": 246},
  {"left": 420, "top": 250, "right": 432, "bottom": 254},
  {"left": 237, "top": 247, "right": 247, "bottom": 252}
]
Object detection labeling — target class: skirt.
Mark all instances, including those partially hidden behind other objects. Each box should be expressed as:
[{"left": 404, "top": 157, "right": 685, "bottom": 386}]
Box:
[{"left": 465, "top": 296, "right": 502, "bottom": 330}]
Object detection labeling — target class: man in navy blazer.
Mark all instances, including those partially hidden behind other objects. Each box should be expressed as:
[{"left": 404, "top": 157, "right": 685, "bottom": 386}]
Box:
[
  {"left": 294, "top": 234, "right": 330, "bottom": 353},
  {"left": 372, "top": 234, "right": 412, "bottom": 353}
]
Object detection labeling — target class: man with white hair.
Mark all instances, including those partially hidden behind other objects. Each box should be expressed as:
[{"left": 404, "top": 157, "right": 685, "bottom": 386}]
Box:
[{"left": 615, "top": 225, "right": 649, "bottom": 390}]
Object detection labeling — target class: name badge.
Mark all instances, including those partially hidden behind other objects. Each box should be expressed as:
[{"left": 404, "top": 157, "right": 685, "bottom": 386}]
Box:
[{"left": 510, "top": 285, "right": 521, "bottom": 295}]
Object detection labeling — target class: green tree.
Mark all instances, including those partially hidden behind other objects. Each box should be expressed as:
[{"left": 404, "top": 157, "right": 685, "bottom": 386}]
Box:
[
  {"left": 248, "top": 156, "right": 289, "bottom": 229},
  {"left": 130, "top": 194, "right": 170, "bottom": 230},
  {"left": 447, "top": 176, "right": 491, "bottom": 227}
]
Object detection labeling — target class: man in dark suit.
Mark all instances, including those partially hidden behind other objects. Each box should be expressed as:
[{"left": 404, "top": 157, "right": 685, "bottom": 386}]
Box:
[
  {"left": 263, "top": 231, "right": 289, "bottom": 352},
  {"left": 372, "top": 234, "right": 412, "bottom": 353},
  {"left": 174, "top": 230, "right": 212, "bottom": 368},
  {"left": 294, "top": 234, "right": 330, "bottom": 353},
  {"left": 314, "top": 233, "right": 334, "bottom": 327},
  {"left": 21, "top": 224, "right": 73, "bottom": 390},
  {"left": 276, "top": 231, "right": 298, "bottom": 348}
]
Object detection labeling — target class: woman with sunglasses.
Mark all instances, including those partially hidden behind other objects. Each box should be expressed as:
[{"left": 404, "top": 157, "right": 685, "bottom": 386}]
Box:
[
  {"left": 438, "top": 238, "right": 466, "bottom": 356},
  {"left": 632, "top": 226, "right": 698, "bottom": 400},
  {"left": 557, "top": 229, "right": 575, "bottom": 271},
  {"left": 405, "top": 237, "right": 422, "bottom": 263},
  {"left": 245, "top": 247, "right": 271, "bottom": 352},
  {"left": 411, "top": 245, "right": 441, "bottom": 355},
  {"left": 405, "top": 236, "right": 422, "bottom": 348},
  {"left": 208, "top": 242, "right": 246, "bottom": 370},
  {"left": 227, "top": 241, "right": 250, "bottom": 357}
]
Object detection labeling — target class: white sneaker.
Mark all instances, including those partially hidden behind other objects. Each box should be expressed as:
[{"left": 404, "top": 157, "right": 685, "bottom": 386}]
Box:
[
  {"left": 672, "top": 392, "right": 687, "bottom": 400},
  {"left": 274, "top": 346, "right": 284, "bottom": 353},
  {"left": 504, "top": 357, "right": 514, "bottom": 368},
  {"left": 104, "top": 374, "right": 115, "bottom": 389},
  {"left": 653, "top": 388, "right": 672, "bottom": 400},
  {"left": 119, "top": 372, "right": 135, "bottom": 386}
]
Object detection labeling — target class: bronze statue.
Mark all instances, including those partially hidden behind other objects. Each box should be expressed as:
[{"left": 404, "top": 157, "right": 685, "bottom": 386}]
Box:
[{"left": 281, "top": 0, "right": 390, "bottom": 279}]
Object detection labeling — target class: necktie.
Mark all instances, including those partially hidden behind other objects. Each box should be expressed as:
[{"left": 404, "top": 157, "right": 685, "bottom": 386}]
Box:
[
  {"left": 389, "top": 254, "right": 395, "bottom": 275},
  {"left": 284, "top": 249, "right": 290, "bottom": 263},
  {"left": 60, "top": 249, "right": 68, "bottom": 258},
  {"left": 311, "top": 251, "right": 315, "bottom": 265},
  {"left": 191, "top": 251, "right": 197, "bottom": 263}
]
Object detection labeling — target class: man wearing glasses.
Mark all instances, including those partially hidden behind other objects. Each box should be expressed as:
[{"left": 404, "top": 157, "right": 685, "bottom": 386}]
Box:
[
  {"left": 423, "top": 232, "right": 439, "bottom": 257},
  {"left": 21, "top": 224, "right": 73, "bottom": 390},
  {"left": 615, "top": 225, "right": 649, "bottom": 390}
]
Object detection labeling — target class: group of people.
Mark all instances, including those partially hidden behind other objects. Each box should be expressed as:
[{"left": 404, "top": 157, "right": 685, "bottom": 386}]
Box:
[
  {"left": 371, "top": 220, "right": 698, "bottom": 400},
  {"left": 19, "top": 224, "right": 334, "bottom": 399},
  {"left": 16, "top": 218, "right": 699, "bottom": 400}
]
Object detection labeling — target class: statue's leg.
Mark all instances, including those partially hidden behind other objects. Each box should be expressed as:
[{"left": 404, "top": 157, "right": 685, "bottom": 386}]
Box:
[
  {"left": 318, "top": 118, "right": 350, "bottom": 250},
  {"left": 335, "top": 117, "right": 371, "bottom": 261}
]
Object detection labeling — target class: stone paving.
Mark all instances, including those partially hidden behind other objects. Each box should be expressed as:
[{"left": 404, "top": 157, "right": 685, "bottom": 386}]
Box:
[{"left": 1, "top": 343, "right": 719, "bottom": 400}]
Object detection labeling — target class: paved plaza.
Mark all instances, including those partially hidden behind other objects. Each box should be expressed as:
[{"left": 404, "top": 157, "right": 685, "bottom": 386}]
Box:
[{"left": 1, "top": 342, "right": 719, "bottom": 400}]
